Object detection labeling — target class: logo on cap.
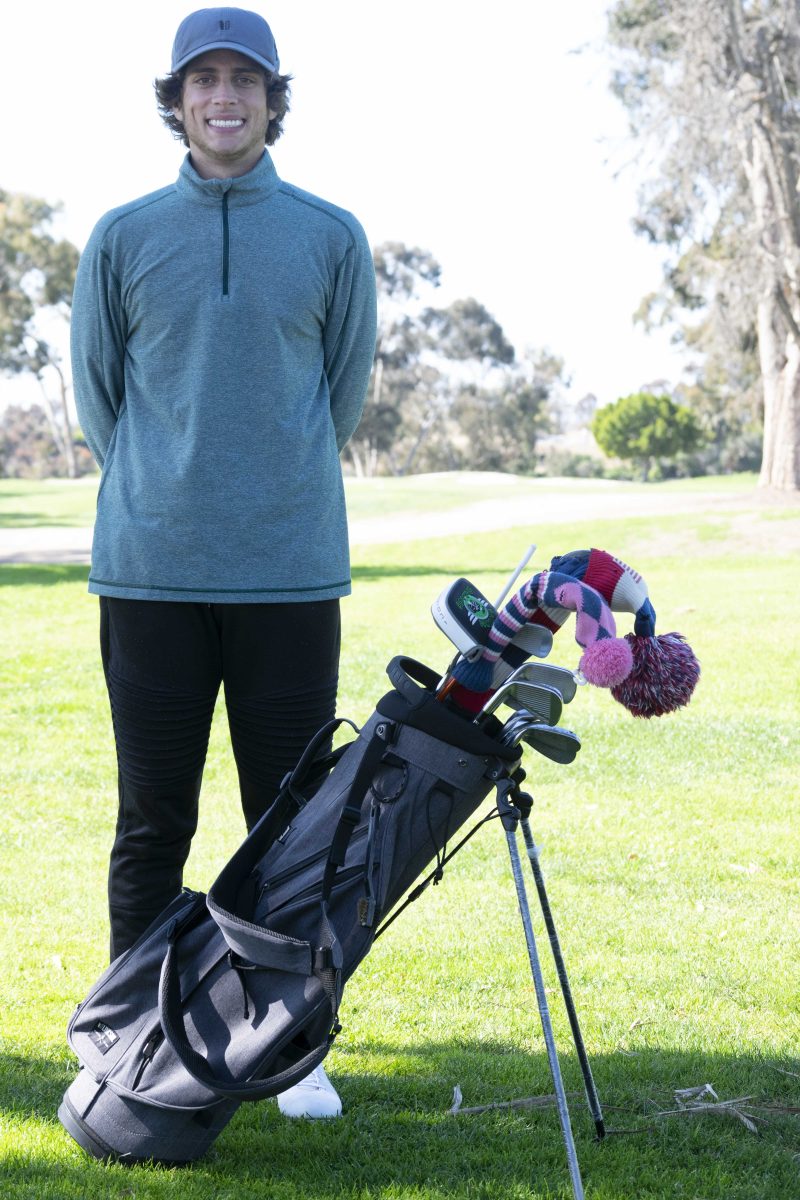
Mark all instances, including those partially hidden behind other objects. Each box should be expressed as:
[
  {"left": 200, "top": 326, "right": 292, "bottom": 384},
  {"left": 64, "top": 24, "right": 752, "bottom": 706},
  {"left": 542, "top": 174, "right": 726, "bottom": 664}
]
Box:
[{"left": 219, "top": 19, "right": 230, "bottom": 30}]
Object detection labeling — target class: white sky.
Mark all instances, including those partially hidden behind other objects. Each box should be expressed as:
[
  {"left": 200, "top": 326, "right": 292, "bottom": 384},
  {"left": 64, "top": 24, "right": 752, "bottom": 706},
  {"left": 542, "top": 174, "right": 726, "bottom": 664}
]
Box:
[{"left": 3, "top": 0, "right": 688, "bottom": 410}]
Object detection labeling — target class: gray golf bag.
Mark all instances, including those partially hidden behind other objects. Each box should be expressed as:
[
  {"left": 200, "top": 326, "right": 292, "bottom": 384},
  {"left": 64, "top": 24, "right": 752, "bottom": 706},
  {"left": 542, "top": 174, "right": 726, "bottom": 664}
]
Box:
[{"left": 58, "top": 657, "right": 522, "bottom": 1164}]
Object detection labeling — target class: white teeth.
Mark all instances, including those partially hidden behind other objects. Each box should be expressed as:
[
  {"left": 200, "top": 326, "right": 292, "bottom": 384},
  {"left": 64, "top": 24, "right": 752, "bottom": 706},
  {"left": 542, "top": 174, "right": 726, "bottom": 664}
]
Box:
[{"left": 208, "top": 119, "right": 244, "bottom": 128}]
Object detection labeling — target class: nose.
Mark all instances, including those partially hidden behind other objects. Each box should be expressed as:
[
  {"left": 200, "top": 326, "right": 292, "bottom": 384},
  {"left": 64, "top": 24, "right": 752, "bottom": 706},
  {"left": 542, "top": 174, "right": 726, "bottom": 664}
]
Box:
[{"left": 211, "top": 78, "right": 238, "bottom": 105}]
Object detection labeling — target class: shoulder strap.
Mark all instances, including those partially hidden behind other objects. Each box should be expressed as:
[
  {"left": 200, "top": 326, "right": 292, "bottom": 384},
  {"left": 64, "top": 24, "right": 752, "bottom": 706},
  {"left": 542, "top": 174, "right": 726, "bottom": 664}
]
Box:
[{"left": 206, "top": 718, "right": 357, "bottom": 963}]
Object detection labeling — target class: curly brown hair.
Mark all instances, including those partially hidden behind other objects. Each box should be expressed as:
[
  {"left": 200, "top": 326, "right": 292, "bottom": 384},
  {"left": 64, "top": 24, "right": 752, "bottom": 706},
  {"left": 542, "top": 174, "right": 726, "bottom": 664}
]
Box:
[{"left": 154, "top": 65, "right": 292, "bottom": 147}]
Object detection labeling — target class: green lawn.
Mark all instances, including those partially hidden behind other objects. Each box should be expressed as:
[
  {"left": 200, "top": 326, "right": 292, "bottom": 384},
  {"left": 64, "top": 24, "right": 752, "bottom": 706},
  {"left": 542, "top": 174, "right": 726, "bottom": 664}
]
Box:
[
  {"left": 0, "top": 476, "right": 100, "bottom": 527},
  {"left": 0, "top": 471, "right": 762, "bottom": 529},
  {"left": 0, "top": 479, "right": 798, "bottom": 1199}
]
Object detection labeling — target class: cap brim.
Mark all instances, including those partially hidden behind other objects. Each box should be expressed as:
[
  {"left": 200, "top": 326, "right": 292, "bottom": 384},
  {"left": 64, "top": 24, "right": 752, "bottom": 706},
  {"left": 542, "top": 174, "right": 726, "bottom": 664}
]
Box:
[{"left": 172, "top": 41, "right": 278, "bottom": 73}]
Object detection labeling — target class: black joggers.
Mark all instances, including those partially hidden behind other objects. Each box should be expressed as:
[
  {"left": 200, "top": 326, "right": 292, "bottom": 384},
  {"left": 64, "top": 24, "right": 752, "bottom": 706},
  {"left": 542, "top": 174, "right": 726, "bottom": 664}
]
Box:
[{"left": 99, "top": 597, "right": 341, "bottom": 960}]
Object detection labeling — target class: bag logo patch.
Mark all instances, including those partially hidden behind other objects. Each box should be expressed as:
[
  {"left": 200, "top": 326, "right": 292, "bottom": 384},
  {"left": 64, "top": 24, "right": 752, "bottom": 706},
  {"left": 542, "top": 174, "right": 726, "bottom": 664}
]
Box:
[{"left": 89, "top": 1021, "right": 120, "bottom": 1054}]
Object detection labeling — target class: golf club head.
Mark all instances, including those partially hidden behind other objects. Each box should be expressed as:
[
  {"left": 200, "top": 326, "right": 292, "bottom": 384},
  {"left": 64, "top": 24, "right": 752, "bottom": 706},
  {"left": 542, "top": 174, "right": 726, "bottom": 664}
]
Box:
[
  {"left": 498, "top": 661, "right": 579, "bottom": 704},
  {"left": 431, "top": 578, "right": 496, "bottom": 658},
  {"left": 499, "top": 708, "right": 552, "bottom": 743},
  {"left": 502, "top": 681, "right": 563, "bottom": 726},
  {"left": 491, "top": 623, "right": 554, "bottom": 686},
  {"left": 519, "top": 723, "right": 581, "bottom": 764},
  {"left": 476, "top": 677, "right": 563, "bottom": 725}
]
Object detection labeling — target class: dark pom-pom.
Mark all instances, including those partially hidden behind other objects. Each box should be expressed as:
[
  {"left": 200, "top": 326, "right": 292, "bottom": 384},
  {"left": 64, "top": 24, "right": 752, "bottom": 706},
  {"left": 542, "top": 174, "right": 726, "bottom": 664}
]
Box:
[{"left": 610, "top": 632, "right": 700, "bottom": 718}]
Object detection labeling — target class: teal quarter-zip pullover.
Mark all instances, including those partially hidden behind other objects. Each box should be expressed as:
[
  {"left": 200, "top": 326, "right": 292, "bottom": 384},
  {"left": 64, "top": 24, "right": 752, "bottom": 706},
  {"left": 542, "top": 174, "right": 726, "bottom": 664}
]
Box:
[{"left": 71, "top": 151, "right": 377, "bottom": 602}]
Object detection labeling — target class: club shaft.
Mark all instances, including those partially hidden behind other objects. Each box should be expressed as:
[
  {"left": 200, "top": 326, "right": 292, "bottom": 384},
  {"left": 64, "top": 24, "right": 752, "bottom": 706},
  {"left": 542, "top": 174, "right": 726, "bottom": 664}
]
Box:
[
  {"left": 493, "top": 543, "right": 535, "bottom": 609},
  {"left": 505, "top": 828, "right": 585, "bottom": 1200},
  {"left": 520, "top": 816, "right": 605, "bottom": 1139}
]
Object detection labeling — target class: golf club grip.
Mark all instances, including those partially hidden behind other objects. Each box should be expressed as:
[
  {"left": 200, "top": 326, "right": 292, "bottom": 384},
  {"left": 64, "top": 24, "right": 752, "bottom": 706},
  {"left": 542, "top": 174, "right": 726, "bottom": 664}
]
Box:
[{"left": 436, "top": 675, "right": 459, "bottom": 702}]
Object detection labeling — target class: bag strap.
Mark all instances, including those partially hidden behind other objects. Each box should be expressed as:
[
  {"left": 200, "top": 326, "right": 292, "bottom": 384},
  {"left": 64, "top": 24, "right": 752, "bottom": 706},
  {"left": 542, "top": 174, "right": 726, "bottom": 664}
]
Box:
[
  {"left": 310, "top": 719, "right": 398, "bottom": 1015},
  {"left": 158, "top": 931, "right": 335, "bottom": 1101},
  {"left": 206, "top": 718, "right": 357, "bottom": 966}
]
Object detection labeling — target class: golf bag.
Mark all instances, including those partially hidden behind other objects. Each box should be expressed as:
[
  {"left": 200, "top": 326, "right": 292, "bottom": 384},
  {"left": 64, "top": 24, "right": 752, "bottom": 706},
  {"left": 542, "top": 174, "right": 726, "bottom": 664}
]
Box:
[{"left": 59, "top": 657, "right": 522, "bottom": 1164}]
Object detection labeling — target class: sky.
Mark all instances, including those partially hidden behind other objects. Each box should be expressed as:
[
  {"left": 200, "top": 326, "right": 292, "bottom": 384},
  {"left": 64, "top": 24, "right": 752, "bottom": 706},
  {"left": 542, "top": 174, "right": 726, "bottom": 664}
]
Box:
[{"left": 3, "top": 0, "right": 689, "bottom": 411}]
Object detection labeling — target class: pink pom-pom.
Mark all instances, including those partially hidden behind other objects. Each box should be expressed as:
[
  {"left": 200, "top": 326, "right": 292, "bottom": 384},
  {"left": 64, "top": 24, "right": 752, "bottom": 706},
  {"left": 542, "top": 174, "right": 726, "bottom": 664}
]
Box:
[
  {"left": 579, "top": 638, "right": 633, "bottom": 688},
  {"left": 611, "top": 632, "right": 700, "bottom": 718}
]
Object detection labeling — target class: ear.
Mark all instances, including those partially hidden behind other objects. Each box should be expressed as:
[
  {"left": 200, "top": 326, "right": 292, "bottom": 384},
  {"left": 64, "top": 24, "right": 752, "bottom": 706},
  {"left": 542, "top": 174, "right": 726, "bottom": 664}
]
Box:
[{"left": 268, "top": 107, "right": 278, "bottom": 121}]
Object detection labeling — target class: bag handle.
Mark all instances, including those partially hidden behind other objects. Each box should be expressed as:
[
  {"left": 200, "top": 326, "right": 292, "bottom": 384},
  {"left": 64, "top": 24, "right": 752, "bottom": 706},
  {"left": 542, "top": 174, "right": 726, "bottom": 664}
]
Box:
[
  {"left": 158, "top": 933, "right": 333, "bottom": 1101},
  {"left": 385, "top": 656, "right": 441, "bottom": 705}
]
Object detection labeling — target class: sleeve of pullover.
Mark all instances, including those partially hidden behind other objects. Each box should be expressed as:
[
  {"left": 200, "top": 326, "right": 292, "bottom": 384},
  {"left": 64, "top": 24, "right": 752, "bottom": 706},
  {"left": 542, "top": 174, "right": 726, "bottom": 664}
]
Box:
[
  {"left": 70, "top": 228, "right": 127, "bottom": 468},
  {"left": 323, "top": 223, "right": 377, "bottom": 452}
]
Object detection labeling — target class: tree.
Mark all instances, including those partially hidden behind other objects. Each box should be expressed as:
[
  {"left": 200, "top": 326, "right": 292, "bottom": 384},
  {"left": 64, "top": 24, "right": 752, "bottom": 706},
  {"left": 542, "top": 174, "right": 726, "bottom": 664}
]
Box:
[
  {"left": 592, "top": 391, "right": 702, "bottom": 478},
  {"left": 0, "top": 189, "right": 80, "bottom": 476},
  {"left": 607, "top": 0, "right": 800, "bottom": 491},
  {"left": 347, "top": 243, "right": 441, "bottom": 477},
  {"left": 451, "top": 350, "right": 560, "bottom": 473},
  {"left": 0, "top": 403, "right": 93, "bottom": 479},
  {"left": 347, "top": 242, "right": 548, "bottom": 476}
]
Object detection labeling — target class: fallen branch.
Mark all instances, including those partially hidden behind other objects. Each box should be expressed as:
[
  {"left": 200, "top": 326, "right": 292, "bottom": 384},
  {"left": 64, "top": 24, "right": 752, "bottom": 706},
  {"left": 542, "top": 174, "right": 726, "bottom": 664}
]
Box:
[
  {"left": 654, "top": 1089, "right": 760, "bottom": 1135},
  {"left": 449, "top": 1085, "right": 578, "bottom": 1116}
]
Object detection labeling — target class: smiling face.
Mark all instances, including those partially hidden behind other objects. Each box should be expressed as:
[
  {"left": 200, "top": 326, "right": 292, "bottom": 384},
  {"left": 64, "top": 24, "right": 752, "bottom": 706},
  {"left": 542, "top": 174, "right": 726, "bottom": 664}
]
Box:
[{"left": 174, "top": 49, "right": 272, "bottom": 179}]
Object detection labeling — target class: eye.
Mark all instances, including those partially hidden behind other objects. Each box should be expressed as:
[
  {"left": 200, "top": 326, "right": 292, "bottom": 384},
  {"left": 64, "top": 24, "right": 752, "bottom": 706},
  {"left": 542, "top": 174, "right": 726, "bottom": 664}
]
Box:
[{"left": 235, "top": 74, "right": 258, "bottom": 86}]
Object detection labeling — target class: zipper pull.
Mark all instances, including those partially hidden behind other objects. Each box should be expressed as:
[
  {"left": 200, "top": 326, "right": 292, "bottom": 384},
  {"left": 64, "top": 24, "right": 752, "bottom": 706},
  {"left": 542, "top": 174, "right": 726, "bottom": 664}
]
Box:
[
  {"left": 132, "top": 1029, "right": 163, "bottom": 1088},
  {"left": 359, "top": 799, "right": 381, "bottom": 927}
]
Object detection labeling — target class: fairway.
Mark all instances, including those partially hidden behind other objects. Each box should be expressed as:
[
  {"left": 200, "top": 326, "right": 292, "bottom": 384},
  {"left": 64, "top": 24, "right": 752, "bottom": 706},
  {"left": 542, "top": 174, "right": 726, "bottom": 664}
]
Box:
[{"left": 0, "top": 474, "right": 798, "bottom": 1199}]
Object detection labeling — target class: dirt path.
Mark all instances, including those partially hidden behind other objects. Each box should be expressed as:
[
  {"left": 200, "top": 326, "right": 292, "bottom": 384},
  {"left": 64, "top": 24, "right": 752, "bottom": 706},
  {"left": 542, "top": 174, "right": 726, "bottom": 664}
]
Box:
[{"left": 1, "top": 482, "right": 797, "bottom": 564}]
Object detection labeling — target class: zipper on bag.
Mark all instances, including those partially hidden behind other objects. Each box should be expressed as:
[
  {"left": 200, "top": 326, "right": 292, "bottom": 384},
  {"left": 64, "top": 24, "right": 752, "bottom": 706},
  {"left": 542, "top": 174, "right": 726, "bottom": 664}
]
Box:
[
  {"left": 132, "top": 1029, "right": 163, "bottom": 1089},
  {"left": 358, "top": 799, "right": 382, "bottom": 927},
  {"left": 258, "top": 826, "right": 369, "bottom": 902}
]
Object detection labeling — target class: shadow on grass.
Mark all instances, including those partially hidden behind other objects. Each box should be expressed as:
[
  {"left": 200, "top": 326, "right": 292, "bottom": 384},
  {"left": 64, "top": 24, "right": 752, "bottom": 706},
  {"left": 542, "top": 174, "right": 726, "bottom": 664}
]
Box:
[
  {"left": 0, "top": 565, "right": 90, "bottom": 588},
  {"left": 3, "top": 1042, "right": 799, "bottom": 1198},
  {"left": 1, "top": 563, "right": 493, "bottom": 588}
]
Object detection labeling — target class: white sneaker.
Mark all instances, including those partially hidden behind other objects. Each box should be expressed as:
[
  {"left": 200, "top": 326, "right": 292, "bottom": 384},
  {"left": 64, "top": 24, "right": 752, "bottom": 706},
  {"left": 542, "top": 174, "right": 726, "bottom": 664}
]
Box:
[{"left": 276, "top": 1064, "right": 342, "bottom": 1119}]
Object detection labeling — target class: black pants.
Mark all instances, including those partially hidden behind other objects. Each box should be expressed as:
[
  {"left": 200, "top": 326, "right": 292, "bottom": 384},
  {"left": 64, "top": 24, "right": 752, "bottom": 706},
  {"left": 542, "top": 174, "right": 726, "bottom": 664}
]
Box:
[{"left": 100, "top": 597, "right": 340, "bottom": 960}]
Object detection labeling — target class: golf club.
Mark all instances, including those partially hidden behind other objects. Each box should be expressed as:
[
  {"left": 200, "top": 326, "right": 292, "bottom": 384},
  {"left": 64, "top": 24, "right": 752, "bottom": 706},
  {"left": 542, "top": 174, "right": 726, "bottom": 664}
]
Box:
[
  {"left": 495, "top": 660, "right": 580, "bottom": 704},
  {"left": 433, "top": 546, "right": 538, "bottom": 697},
  {"left": 501, "top": 717, "right": 582, "bottom": 763},
  {"left": 476, "top": 679, "right": 564, "bottom": 727}
]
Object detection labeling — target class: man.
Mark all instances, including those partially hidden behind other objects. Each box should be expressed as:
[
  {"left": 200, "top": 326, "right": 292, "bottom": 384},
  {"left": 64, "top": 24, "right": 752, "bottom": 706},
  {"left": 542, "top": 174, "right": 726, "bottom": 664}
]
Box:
[{"left": 71, "top": 7, "right": 377, "bottom": 1120}]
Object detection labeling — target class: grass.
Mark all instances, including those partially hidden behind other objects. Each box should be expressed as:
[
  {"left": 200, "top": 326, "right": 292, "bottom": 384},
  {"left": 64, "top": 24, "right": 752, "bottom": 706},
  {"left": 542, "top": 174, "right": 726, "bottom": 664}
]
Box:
[
  {"left": 1, "top": 477, "right": 799, "bottom": 1198},
  {"left": 0, "top": 471, "right": 762, "bottom": 529},
  {"left": 0, "top": 476, "right": 100, "bottom": 528}
]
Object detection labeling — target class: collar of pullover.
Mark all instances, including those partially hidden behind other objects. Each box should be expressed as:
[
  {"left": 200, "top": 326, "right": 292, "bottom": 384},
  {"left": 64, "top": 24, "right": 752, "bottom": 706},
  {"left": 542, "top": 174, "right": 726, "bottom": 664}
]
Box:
[{"left": 175, "top": 150, "right": 280, "bottom": 206}]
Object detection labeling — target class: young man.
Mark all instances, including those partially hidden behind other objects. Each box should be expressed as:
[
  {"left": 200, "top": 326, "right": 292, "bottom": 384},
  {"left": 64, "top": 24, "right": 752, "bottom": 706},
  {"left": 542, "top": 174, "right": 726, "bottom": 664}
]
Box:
[{"left": 71, "top": 8, "right": 377, "bottom": 1119}]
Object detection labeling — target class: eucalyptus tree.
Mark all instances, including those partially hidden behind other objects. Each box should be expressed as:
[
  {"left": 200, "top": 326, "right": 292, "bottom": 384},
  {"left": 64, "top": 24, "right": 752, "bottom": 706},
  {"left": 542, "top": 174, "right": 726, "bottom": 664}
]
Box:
[
  {"left": 349, "top": 242, "right": 525, "bottom": 476},
  {"left": 0, "top": 189, "right": 80, "bottom": 476},
  {"left": 346, "top": 242, "right": 441, "bottom": 477},
  {"left": 607, "top": 0, "right": 800, "bottom": 490}
]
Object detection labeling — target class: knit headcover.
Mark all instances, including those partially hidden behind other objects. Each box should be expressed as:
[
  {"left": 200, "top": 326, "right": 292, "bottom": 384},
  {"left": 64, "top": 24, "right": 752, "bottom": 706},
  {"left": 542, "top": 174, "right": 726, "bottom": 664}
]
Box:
[
  {"left": 452, "top": 570, "right": 633, "bottom": 693},
  {"left": 543, "top": 548, "right": 699, "bottom": 717},
  {"left": 551, "top": 548, "right": 656, "bottom": 636},
  {"left": 448, "top": 546, "right": 700, "bottom": 719}
]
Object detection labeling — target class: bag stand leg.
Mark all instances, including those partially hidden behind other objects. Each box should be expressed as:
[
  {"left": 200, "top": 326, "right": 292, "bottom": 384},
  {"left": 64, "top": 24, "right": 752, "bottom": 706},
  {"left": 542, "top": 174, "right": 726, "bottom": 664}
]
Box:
[
  {"left": 518, "top": 809, "right": 606, "bottom": 1140},
  {"left": 498, "top": 785, "right": 604, "bottom": 1200}
]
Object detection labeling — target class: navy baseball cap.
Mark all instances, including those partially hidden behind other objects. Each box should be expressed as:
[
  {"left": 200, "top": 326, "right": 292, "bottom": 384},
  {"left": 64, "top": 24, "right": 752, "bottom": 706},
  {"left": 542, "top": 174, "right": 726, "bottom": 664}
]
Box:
[{"left": 171, "top": 8, "right": 280, "bottom": 73}]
